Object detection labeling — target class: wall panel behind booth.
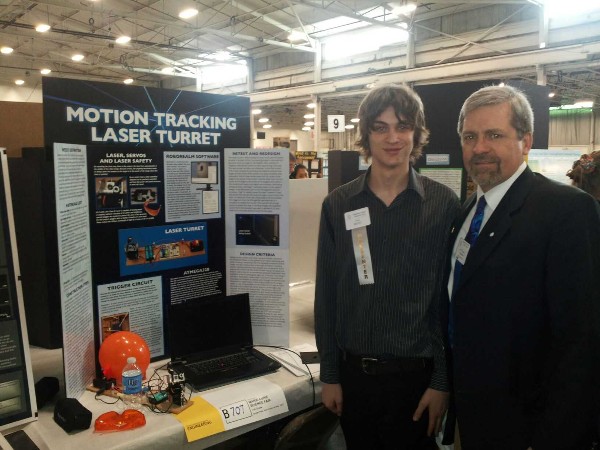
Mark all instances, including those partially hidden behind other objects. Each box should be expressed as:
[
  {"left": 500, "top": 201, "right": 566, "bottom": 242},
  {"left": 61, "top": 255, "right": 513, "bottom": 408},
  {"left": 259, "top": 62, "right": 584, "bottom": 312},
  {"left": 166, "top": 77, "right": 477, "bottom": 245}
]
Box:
[
  {"left": 0, "top": 102, "right": 44, "bottom": 158},
  {"left": 414, "top": 80, "right": 550, "bottom": 201},
  {"left": 8, "top": 148, "right": 62, "bottom": 349}
]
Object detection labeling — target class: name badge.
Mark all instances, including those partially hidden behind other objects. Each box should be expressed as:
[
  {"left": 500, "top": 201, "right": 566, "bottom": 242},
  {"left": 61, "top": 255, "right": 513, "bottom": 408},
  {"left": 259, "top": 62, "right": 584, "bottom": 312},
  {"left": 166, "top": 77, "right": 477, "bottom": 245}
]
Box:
[
  {"left": 456, "top": 239, "right": 470, "bottom": 265},
  {"left": 345, "top": 207, "right": 371, "bottom": 230}
]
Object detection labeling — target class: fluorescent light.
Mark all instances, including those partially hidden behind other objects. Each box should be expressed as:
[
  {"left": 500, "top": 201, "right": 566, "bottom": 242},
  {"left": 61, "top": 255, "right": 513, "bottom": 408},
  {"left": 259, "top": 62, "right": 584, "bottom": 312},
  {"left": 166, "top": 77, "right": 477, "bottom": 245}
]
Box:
[
  {"left": 498, "top": 82, "right": 505, "bottom": 87},
  {"left": 197, "top": 64, "right": 248, "bottom": 84},
  {"left": 302, "top": 127, "right": 311, "bottom": 131},
  {"left": 288, "top": 31, "right": 307, "bottom": 42},
  {"left": 251, "top": 109, "right": 262, "bottom": 115},
  {"left": 303, "top": 113, "right": 315, "bottom": 119},
  {"left": 548, "top": 92, "right": 555, "bottom": 98},
  {"left": 263, "top": 124, "right": 272, "bottom": 129},
  {"left": 307, "top": 103, "right": 316, "bottom": 109},
  {"left": 390, "top": 2, "right": 417, "bottom": 16},
  {"left": 323, "top": 26, "right": 408, "bottom": 61},
  {"left": 40, "top": 68, "right": 51, "bottom": 75},
  {"left": 345, "top": 124, "right": 354, "bottom": 129},
  {"left": 551, "top": 101, "right": 594, "bottom": 110},
  {"left": 15, "top": 79, "right": 24, "bottom": 85},
  {"left": 350, "top": 118, "right": 360, "bottom": 123},
  {"left": 1, "top": 46, "right": 14, "bottom": 54},
  {"left": 71, "top": 53, "right": 84, "bottom": 61},
  {"left": 35, "top": 24, "right": 51, "bottom": 33},
  {"left": 116, "top": 35, "right": 131, "bottom": 44},
  {"left": 179, "top": 8, "right": 198, "bottom": 19},
  {"left": 161, "top": 67, "right": 175, "bottom": 74},
  {"left": 258, "top": 118, "right": 270, "bottom": 123},
  {"left": 543, "top": 0, "right": 600, "bottom": 19},
  {"left": 304, "top": 121, "right": 315, "bottom": 126},
  {"left": 123, "top": 78, "right": 134, "bottom": 84},
  {"left": 214, "top": 51, "right": 231, "bottom": 61}
]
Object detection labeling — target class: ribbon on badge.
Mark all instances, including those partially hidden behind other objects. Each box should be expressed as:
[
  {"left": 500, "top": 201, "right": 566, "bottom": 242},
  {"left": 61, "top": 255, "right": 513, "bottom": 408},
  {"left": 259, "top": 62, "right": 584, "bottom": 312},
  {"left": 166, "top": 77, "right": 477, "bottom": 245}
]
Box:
[{"left": 351, "top": 227, "right": 374, "bottom": 285}]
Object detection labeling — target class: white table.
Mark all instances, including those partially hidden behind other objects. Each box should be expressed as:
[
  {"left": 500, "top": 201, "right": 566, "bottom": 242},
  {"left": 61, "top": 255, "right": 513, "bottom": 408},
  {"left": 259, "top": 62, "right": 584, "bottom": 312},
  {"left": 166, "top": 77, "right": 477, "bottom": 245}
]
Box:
[{"left": 19, "top": 284, "right": 319, "bottom": 449}]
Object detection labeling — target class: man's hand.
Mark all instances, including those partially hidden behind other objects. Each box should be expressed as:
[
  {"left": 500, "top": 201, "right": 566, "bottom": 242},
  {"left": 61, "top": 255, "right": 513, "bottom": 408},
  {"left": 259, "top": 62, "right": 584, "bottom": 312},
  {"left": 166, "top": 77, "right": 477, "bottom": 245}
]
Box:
[
  {"left": 321, "top": 382, "right": 343, "bottom": 416},
  {"left": 412, "top": 388, "right": 449, "bottom": 436}
]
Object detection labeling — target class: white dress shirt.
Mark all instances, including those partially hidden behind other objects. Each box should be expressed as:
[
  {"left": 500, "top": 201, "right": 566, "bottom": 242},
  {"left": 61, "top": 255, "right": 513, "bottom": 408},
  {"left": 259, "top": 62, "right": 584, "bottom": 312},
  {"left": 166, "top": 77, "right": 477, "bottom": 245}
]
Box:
[{"left": 448, "top": 162, "right": 528, "bottom": 299}]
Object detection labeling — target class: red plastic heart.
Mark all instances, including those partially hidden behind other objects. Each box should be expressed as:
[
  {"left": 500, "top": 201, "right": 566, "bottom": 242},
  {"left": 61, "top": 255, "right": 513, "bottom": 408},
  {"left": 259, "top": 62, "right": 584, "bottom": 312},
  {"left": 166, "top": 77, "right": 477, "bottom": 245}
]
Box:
[{"left": 94, "top": 409, "right": 146, "bottom": 432}]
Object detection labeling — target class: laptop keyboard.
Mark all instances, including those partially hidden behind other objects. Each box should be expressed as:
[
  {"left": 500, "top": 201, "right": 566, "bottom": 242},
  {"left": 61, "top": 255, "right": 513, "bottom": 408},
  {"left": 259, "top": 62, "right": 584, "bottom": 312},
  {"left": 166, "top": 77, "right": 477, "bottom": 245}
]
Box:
[{"left": 187, "top": 352, "right": 254, "bottom": 375}]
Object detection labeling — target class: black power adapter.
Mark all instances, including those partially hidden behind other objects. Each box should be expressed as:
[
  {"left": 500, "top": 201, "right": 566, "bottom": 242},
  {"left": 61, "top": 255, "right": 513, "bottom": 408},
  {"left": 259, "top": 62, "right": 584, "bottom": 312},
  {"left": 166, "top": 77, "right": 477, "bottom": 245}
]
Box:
[{"left": 93, "top": 377, "right": 115, "bottom": 391}]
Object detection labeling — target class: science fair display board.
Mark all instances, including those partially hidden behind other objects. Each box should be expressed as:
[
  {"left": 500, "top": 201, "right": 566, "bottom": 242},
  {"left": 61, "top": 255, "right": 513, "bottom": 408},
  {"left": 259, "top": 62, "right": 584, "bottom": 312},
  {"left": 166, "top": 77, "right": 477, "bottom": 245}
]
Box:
[
  {"left": 42, "top": 78, "right": 251, "bottom": 398},
  {"left": 0, "top": 149, "right": 37, "bottom": 431}
]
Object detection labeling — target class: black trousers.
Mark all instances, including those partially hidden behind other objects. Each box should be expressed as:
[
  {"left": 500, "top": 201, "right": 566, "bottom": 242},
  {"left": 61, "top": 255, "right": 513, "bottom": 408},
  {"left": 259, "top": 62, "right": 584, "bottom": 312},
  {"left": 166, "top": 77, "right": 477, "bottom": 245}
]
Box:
[{"left": 339, "top": 359, "right": 438, "bottom": 450}]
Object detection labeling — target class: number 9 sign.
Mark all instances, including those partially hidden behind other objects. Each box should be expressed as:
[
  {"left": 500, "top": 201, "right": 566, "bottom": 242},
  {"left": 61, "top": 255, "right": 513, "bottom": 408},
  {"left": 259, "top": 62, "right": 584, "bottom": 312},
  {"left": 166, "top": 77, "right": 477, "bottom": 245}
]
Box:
[{"left": 327, "top": 115, "right": 345, "bottom": 133}]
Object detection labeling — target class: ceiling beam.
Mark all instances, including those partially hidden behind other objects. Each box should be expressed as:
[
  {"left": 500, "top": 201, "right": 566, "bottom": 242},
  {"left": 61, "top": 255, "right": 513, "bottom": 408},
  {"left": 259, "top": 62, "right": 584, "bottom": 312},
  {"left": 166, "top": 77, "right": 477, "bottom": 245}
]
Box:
[{"left": 247, "top": 41, "right": 600, "bottom": 103}]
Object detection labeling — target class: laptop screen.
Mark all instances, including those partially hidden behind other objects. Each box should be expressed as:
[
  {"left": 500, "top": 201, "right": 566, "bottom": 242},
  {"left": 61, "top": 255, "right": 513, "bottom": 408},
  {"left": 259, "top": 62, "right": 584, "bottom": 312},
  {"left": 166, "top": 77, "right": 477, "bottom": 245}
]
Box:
[{"left": 168, "top": 293, "right": 253, "bottom": 361}]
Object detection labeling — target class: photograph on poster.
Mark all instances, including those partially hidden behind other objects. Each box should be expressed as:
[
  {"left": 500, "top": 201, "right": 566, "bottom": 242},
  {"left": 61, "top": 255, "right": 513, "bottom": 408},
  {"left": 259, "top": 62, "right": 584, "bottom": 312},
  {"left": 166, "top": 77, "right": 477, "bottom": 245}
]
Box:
[
  {"left": 118, "top": 222, "right": 208, "bottom": 276},
  {"left": 95, "top": 176, "right": 128, "bottom": 209},
  {"left": 100, "top": 312, "right": 130, "bottom": 341},
  {"left": 0, "top": 273, "right": 10, "bottom": 319},
  {"left": 235, "top": 214, "right": 280, "bottom": 246},
  {"left": 0, "top": 376, "right": 23, "bottom": 418},
  {"left": 130, "top": 187, "right": 157, "bottom": 204},
  {"left": 191, "top": 161, "right": 219, "bottom": 186}
]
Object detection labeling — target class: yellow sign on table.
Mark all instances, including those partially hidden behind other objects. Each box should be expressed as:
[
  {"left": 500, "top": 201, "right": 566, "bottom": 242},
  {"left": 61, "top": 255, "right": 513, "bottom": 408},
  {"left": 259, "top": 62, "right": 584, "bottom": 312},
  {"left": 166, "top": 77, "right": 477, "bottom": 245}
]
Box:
[{"left": 175, "top": 378, "right": 288, "bottom": 442}]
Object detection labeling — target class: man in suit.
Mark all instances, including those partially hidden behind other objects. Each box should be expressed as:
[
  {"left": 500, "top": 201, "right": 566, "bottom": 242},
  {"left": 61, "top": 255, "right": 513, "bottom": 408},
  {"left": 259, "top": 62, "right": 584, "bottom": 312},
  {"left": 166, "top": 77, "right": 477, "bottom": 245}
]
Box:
[{"left": 448, "top": 85, "right": 600, "bottom": 449}]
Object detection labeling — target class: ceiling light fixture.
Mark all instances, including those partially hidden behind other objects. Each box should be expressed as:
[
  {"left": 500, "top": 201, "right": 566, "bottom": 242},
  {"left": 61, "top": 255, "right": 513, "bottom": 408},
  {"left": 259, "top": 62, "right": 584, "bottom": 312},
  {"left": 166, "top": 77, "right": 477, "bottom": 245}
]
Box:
[
  {"left": 214, "top": 51, "right": 231, "bottom": 61},
  {"left": 263, "top": 124, "right": 272, "bottom": 129},
  {"left": 303, "top": 113, "right": 315, "bottom": 119},
  {"left": 390, "top": 2, "right": 417, "bottom": 16},
  {"left": 179, "top": 8, "right": 198, "bottom": 19},
  {"left": 345, "top": 124, "right": 354, "bottom": 129},
  {"left": 40, "top": 68, "right": 51, "bottom": 75},
  {"left": 116, "top": 35, "right": 131, "bottom": 44},
  {"left": 35, "top": 24, "right": 51, "bottom": 33},
  {"left": 161, "top": 67, "right": 175, "bottom": 74},
  {"left": 71, "top": 53, "right": 85, "bottom": 61},
  {"left": 1, "top": 46, "right": 14, "bottom": 54},
  {"left": 258, "top": 118, "right": 270, "bottom": 123},
  {"left": 550, "top": 101, "right": 594, "bottom": 110},
  {"left": 288, "top": 31, "right": 307, "bottom": 42},
  {"left": 123, "top": 78, "right": 134, "bottom": 84},
  {"left": 548, "top": 92, "right": 556, "bottom": 98},
  {"left": 251, "top": 109, "right": 262, "bottom": 115},
  {"left": 302, "top": 127, "right": 311, "bottom": 131},
  {"left": 15, "top": 79, "right": 24, "bottom": 85},
  {"left": 350, "top": 118, "right": 360, "bottom": 123},
  {"left": 307, "top": 103, "right": 316, "bottom": 109},
  {"left": 304, "top": 121, "right": 314, "bottom": 126}
]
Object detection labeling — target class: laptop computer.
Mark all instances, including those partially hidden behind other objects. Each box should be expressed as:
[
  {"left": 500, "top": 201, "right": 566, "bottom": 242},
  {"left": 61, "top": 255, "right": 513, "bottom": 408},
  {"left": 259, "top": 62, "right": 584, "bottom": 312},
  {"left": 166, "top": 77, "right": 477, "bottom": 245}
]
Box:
[{"left": 168, "top": 293, "right": 281, "bottom": 391}]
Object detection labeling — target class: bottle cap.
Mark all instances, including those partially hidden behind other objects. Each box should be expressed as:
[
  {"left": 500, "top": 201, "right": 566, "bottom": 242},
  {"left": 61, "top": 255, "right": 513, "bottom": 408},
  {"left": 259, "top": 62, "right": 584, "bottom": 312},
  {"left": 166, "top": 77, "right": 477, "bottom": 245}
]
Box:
[{"left": 127, "top": 356, "right": 136, "bottom": 364}]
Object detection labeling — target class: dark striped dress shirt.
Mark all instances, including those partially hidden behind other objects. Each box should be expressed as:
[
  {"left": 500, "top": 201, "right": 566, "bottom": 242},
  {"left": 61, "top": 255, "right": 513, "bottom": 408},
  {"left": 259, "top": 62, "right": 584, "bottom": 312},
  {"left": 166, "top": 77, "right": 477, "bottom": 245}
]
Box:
[{"left": 315, "top": 166, "right": 460, "bottom": 390}]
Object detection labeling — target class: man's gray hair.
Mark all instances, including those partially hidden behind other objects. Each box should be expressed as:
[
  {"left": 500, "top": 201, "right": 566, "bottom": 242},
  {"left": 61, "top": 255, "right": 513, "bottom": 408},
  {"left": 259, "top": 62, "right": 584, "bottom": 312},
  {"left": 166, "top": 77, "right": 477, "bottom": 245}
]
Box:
[{"left": 457, "top": 85, "right": 534, "bottom": 139}]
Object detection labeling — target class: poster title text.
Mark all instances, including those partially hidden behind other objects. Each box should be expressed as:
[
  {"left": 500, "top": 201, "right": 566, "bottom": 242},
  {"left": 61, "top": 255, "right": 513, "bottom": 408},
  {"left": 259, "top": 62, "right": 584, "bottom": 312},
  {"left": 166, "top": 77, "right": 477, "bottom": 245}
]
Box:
[{"left": 66, "top": 106, "right": 238, "bottom": 145}]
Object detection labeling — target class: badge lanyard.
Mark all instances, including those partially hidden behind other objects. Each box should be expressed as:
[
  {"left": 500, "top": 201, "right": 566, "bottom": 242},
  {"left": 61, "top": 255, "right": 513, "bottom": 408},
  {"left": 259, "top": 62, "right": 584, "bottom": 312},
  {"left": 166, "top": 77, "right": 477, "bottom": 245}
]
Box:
[{"left": 344, "top": 207, "right": 374, "bottom": 285}]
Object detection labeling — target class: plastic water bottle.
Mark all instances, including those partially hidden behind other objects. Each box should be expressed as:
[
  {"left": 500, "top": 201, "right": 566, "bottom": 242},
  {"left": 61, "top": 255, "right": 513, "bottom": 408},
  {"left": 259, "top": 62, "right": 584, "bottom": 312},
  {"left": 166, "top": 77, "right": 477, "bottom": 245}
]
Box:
[{"left": 122, "top": 356, "right": 143, "bottom": 410}]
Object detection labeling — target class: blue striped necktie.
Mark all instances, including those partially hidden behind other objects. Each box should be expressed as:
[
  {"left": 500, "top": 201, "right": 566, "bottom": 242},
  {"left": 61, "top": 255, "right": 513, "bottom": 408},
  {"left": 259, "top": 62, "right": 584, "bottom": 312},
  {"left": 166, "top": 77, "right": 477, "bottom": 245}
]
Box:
[{"left": 449, "top": 195, "right": 487, "bottom": 346}]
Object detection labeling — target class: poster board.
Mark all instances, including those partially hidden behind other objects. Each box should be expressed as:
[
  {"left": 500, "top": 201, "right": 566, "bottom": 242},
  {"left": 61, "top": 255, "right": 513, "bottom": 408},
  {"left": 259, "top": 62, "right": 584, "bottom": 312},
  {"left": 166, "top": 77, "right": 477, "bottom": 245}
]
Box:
[
  {"left": 224, "top": 149, "right": 290, "bottom": 346},
  {"left": 42, "top": 78, "right": 250, "bottom": 397},
  {"left": 0, "top": 149, "right": 37, "bottom": 431}
]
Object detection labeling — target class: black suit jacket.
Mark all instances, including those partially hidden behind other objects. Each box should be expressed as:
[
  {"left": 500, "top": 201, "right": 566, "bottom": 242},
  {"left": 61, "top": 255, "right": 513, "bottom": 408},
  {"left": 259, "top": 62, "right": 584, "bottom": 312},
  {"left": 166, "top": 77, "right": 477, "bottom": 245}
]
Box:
[{"left": 448, "top": 168, "right": 600, "bottom": 450}]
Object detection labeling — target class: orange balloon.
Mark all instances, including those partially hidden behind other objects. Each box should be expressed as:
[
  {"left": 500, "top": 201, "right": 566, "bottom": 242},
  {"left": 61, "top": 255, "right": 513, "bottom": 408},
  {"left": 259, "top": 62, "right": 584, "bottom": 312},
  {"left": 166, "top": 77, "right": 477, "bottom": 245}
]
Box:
[{"left": 98, "top": 331, "right": 150, "bottom": 386}]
